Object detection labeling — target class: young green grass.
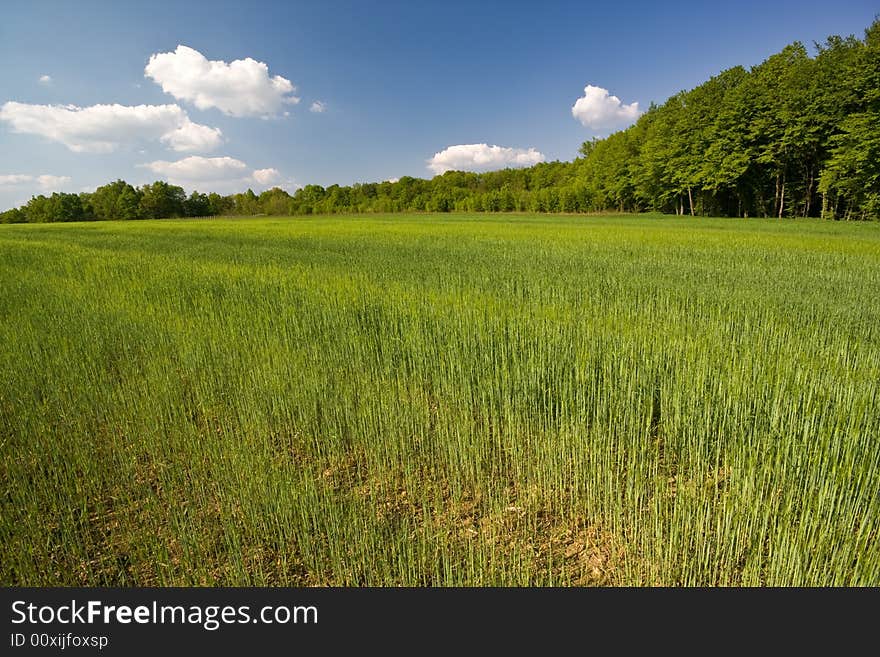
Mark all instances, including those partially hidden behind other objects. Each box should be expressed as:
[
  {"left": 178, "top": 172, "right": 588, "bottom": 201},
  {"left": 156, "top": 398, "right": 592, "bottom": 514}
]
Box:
[{"left": 1, "top": 213, "right": 878, "bottom": 585}]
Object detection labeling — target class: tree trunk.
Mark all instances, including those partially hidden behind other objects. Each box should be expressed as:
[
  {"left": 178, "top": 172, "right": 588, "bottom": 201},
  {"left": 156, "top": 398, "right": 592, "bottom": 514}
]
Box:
[
  {"left": 688, "top": 187, "right": 694, "bottom": 216},
  {"left": 804, "top": 168, "right": 813, "bottom": 218},
  {"left": 778, "top": 177, "right": 785, "bottom": 219},
  {"left": 774, "top": 172, "right": 781, "bottom": 216}
]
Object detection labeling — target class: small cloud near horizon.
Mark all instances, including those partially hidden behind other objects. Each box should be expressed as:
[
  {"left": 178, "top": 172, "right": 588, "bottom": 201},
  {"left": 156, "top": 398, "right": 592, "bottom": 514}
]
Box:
[
  {"left": 140, "top": 155, "right": 292, "bottom": 194},
  {"left": 427, "top": 143, "right": 545, "bottom": 175}
]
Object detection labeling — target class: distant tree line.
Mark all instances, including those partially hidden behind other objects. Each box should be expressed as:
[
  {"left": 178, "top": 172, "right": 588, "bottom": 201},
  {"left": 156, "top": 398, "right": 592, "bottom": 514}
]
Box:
[
  {"left": 0, "top": 180, "right": 231, "bottom": 224},
  {"left": 0, "top": 165, "right": 604, "bottom": 224},
  {"left": 2, "top": 20, "right": 877, "bottom": 224}
]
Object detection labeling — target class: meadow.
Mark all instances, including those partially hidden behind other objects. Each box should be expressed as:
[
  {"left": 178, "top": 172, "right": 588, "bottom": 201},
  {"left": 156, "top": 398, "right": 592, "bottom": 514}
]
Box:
[{"left": 1, "top": 213, "right": 878, "bottom": 586}]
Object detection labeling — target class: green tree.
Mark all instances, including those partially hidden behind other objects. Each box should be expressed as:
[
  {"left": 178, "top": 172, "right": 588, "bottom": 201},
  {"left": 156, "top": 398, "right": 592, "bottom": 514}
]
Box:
[
  {"left": 183, "top": 191, "right": 211, "bottom": 217},
  {"left": 819, "top": 20, "right": 880, "bottom": 219},
  {"left": 207, "top": 193, "right": 234, "bottom": 216},
  {"left": 0, "top": 208, "right": 26, "bottom": 223},
  {"left": 91, "top": 180, "right": 141, "bottom": 220},
  {"left": 139, "top": 181, "right": 185, "bottom": 219}
]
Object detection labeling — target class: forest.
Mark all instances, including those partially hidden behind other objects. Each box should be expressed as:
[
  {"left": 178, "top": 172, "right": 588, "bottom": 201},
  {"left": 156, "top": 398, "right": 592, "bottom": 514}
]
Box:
[{"left": 2, "top": 19, "right": 877, "bottom": 224}]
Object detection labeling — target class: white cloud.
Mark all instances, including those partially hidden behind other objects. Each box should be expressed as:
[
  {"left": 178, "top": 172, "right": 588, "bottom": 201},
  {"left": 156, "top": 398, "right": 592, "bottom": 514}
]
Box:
[
  {"left": 38, "top": 75, "right": 52, "bottom": 85},
  {"left": 0, "top": 102, "right": 222, "bottom": 153},
  {"left": 571, "top": 84, "right": 641, "bottom": 130},
  {"left": 145, "top": 45, "right": 300, "bottom": 117},
  {"left": 142, "top": 155, "right": 247, "bottom": 181},
  {"left": 0, "top": 174, "right": 34, "bottom": 185},
  {"left": 161, "top": 118, "right": 225, "bottom": 152},
  {"left": 141, "top": 156, "right": 287, "bottom": 193},
  {"left": 309, "top": 101, "right": 326, "bottom": 113},
  {"left": 0, "top": 174, "right": 72, "bottom": 209},
  {"left": 252, "top": 168, "right": 281, "bottom": 185},
  {"left": 37, "top": 174, "right": 72, "bottom": 190},
  {"left": 0, "top": 173, "right": 71, "bottom": 191},
  {"left": 385, "top": 177, "right": 399, "bottom": 184},
  {"left": 427, "top": 143, "right": 545, "bottom": 175}
]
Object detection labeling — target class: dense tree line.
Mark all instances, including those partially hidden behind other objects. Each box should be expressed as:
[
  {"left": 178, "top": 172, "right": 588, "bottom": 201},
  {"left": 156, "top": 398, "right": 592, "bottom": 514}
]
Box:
[
  {"left": 0, "top": 180, "right": 236, "bottom": 224},
  {"left": 578, "top": 19, "right": 880, "bottom": 220},
  {"left": 0, "top": 163, "right": 590, "bottom": 224},
  {"left": 2, "top": 20, "right": 877, "bottom": 224}
]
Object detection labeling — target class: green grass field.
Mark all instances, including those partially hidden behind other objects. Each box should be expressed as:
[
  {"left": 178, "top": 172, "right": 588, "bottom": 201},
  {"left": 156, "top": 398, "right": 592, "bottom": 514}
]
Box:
[{"left": 1, "top": 213, "right": 878, "bottom": 585}]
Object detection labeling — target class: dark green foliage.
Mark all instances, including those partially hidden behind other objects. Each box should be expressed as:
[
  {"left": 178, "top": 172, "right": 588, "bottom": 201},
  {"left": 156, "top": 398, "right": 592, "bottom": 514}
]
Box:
[
  {"left": 576, "top": 20, "right": 880, "bottom": 220},
  {"left": 0, "top": 207, "right": 26, "bottom": 224},
  {"left": 183, "top": 191, "right": 211, "bottom": 217},
  {"left": 206, "top": 192, "right": 235, "bottom": 216},
  {"left": 139, "top": 181, "right": 185, "bottom": 219},
  {"left": 20, "top": 192, "right": 85, "bottom": 223},
  {"left": 86, "top": 180, "right": 143, "bottom": 221},
  {"left": 818, "top": 21, "right": 880, "bottom": 220}
]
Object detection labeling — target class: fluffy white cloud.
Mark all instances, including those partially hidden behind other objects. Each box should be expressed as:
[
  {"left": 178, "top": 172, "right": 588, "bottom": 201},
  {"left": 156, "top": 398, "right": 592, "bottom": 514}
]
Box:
[
  {"left": 142, "top": 155, "right": 247, "bottom": 181},
  {"left": 571, "top": 85, "right": 641, "bottom": 130},
  {"left": 141, "top": 156, "right": 286, "bottom": 193},
  {"left": 427, "top": 143, "right": 545, "bottom": 175},
  {"left": 145, "top": 45, "right": 300, "bottom": 117},
  {"left": 309, "top": 101, "right": 326, "bottom": 113},
  {"left": 0, "top": 173, "right": 71, "bottom": 190},
  {"left": 0, "top": 102, "right": 222, "bottom": 153},
  {"left": 161, "top": 119, "right": 225, "bottom": 152},
  {"left": 38, "top": 75, "right": 52, "bottom": 85},
  {"left": 36, "top": 174, "right": 72, "bottom": 190},
  {"left": 251, "top": 168, "right": 281, "bottom": 185}
]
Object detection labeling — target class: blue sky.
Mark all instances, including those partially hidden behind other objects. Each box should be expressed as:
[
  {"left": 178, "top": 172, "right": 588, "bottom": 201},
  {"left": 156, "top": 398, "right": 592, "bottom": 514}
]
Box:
[{"left": 0, "top": 0, "right": 876, "bottom": 209}]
